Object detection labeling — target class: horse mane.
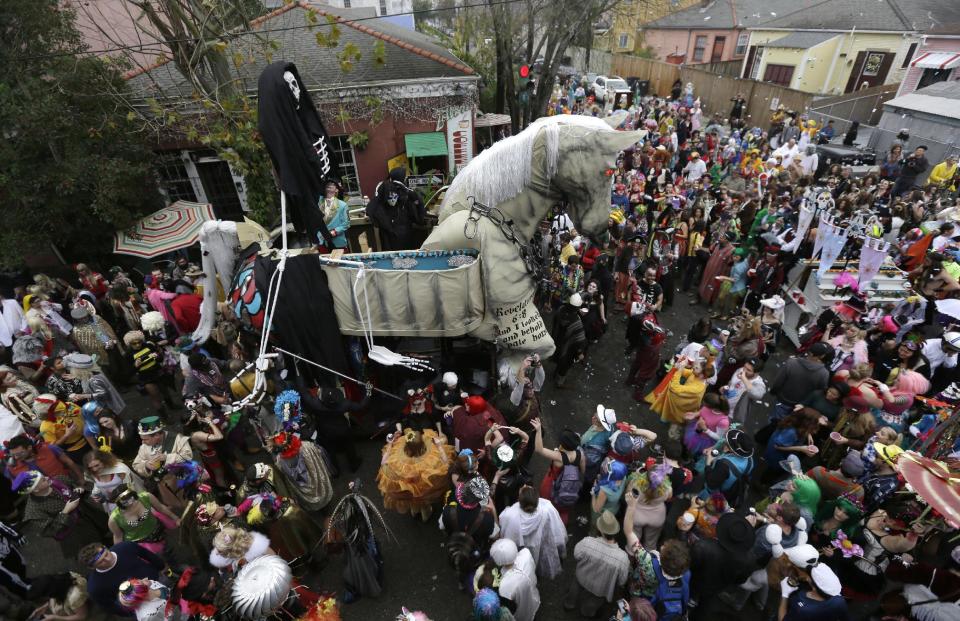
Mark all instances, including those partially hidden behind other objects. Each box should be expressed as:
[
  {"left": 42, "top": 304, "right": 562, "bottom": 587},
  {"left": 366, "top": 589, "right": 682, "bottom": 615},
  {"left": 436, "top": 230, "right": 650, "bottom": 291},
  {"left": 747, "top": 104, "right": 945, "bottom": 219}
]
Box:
[{"left": 445, "top": 114, "right": 615, "bottom": 210}]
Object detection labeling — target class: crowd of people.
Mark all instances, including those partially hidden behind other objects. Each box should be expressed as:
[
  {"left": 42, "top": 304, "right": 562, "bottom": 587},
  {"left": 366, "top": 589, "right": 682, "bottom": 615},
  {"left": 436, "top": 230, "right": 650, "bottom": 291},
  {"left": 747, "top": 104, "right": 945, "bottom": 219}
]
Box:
[{"left": 1, "top": 75, "right": 960, "bottom": 621}]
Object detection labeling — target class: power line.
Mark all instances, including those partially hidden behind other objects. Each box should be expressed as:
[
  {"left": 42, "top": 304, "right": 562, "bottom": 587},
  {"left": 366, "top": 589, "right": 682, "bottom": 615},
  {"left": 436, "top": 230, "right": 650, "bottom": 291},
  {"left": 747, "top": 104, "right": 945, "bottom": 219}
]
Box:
[{"left": 11, "top": 0, "right": 532, "bottom": 63}]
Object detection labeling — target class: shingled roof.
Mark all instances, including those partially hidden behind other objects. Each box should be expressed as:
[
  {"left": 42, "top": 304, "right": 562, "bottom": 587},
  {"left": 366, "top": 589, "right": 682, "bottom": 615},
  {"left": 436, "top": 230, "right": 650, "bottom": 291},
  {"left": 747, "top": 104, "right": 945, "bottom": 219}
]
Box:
[
  {"left": 643, "top": 0, "right": 814, "bottom": 30},
  {"left": 125, "top": 1, "right": 473, "bottom": 98},
  {"left": 751, "top": 0, "right": 960, "bottom": 32}
]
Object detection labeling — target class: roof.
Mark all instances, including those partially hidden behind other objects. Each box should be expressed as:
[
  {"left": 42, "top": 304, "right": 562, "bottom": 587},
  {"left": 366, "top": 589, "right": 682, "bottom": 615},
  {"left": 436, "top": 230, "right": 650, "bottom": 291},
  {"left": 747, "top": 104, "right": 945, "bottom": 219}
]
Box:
[
  {"left": 750, "top": 0, "right": 960, "bottom": 32},
  {"left": 125, "top": 1, "right": 473, "bottom": 98},
  {"left": 766, "top": 31, "right": 837, "bottom": 48},
  {"left": 884, "top": 81, "right": 960, "bottom": 121},
  {"left": 643, "top": 0, "right": 812, "bottom": 30}
]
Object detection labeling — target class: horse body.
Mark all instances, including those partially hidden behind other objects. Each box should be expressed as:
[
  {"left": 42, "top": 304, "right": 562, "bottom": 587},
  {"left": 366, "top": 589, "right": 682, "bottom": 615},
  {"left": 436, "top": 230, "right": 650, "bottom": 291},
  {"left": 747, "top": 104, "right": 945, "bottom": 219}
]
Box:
[{"left": 423, "top": 114, "right": 641, "bottom": 359}]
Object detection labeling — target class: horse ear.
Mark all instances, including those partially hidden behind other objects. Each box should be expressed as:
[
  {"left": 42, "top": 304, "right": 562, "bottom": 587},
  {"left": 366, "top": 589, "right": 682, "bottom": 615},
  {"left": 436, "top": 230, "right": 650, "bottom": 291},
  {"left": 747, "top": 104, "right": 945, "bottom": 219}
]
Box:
[
  {"left": 603, "top": 111, "right": 630, "bottom": 129},
  {"left": 599, "top": 128, "right": 645, "bottom": 153}
]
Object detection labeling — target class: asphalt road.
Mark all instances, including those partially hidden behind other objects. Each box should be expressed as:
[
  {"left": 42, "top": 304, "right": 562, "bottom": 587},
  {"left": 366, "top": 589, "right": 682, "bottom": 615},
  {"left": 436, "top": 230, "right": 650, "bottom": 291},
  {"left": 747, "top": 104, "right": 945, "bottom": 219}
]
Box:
[{"left": 17, "top": 292, "right": 787, "bottom": 621}]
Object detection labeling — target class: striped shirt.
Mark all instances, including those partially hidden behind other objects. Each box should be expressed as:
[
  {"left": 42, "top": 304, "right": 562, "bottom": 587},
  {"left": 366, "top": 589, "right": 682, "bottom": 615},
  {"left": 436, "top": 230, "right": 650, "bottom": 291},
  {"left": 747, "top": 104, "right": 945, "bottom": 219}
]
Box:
[{"left": 573, "top": 536, "right": 629, "bottom": 602}]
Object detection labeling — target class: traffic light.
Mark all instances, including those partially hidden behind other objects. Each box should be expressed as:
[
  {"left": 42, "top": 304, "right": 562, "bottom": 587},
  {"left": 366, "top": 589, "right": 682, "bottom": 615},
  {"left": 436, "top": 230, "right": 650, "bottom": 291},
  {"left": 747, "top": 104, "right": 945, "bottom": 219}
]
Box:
[{"left": 518, "top": 64, "right": 530, "bottom": 88}]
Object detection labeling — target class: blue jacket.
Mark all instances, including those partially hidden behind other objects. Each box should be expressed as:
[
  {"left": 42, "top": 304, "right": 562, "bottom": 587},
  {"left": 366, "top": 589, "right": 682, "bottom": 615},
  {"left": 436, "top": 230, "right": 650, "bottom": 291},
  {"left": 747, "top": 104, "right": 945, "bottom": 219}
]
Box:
[{"left": 319, "top": 198, "right": 350, "bottom": 248}]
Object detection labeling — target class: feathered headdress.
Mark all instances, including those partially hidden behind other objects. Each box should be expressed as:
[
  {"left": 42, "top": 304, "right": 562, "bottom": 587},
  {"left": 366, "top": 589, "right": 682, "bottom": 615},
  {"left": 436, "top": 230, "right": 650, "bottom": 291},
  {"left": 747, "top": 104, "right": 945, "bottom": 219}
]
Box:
[{"left": 273, "top": 390, "right": 302, "bottom": 431}]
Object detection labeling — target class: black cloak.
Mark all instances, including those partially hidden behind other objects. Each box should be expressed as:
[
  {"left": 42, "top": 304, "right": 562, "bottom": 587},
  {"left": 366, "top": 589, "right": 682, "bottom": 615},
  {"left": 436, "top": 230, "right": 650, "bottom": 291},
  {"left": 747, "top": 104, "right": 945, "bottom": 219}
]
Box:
[
  {"left": 257, "top": 61, "right": 341, "bottom": 246},
  {"left": 364, "top": 167, "right": 426, "bottom": 251}
]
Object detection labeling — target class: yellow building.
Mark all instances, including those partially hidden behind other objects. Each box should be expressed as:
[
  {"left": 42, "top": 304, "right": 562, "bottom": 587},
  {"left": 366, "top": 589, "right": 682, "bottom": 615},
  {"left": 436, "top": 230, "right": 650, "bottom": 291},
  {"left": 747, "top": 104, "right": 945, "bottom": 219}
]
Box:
[
  {"left": 603, "top": 0, "right": 701, "bottom": 54},
  {"left": 739, "top": 0, "right": 960, "bottom": 95}
]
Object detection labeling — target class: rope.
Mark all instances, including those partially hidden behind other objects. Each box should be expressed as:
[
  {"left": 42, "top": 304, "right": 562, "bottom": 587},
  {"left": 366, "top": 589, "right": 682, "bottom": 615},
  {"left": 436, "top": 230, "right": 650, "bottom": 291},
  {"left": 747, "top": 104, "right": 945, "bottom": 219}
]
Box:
[{"left": 272, "top": 346, "right": 402, "bottom": 401}]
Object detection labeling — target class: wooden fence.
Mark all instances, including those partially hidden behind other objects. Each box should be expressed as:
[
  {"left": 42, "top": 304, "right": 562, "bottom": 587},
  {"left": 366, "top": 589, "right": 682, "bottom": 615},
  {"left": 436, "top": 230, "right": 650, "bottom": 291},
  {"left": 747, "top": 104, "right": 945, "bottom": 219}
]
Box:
[{"left": 611, "top": 54, "right": 814, "bottom": 127}]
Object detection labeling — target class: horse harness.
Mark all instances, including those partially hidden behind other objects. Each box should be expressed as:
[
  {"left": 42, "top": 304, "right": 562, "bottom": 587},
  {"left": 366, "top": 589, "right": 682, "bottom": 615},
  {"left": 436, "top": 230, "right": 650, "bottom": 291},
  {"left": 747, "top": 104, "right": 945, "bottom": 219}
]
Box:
[{"left": 463, "top": 198, "right": 544, "bottom": 284}]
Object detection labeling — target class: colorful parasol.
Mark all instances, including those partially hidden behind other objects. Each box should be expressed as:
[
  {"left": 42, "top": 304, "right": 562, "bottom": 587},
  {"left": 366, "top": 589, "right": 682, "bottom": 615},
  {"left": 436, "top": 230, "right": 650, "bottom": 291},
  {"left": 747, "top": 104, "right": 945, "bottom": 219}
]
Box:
[
  {"left": 113, "top": 201, "right": 216, "bottom": 258},
  {"left": 896, "top": 451, "right": 960, "bottom": 529}
]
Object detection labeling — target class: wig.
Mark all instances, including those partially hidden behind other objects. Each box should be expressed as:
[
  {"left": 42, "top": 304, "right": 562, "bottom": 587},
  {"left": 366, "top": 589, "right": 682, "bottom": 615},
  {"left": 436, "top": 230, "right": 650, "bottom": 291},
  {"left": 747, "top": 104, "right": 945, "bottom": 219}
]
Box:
[{"left": 212, "top": 526, "right": 254, "bottom": 560}]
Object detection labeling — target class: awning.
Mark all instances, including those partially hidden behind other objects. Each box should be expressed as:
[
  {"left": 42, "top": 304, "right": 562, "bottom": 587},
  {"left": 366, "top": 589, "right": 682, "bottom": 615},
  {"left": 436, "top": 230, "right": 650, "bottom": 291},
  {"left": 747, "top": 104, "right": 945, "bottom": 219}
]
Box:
[
  {"left": 911, "top": 51, "right": 960, "bottom": 70},
  {"left": 404, "top": 132, "right": 448, "bottom": 157}
]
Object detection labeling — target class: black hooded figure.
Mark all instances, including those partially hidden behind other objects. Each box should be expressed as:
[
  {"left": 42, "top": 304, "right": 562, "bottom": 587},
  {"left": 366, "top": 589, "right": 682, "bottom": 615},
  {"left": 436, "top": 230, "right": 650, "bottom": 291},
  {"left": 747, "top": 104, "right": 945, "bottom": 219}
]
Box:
[
  {"left": 364, "top": 167, "right": 425, "bottom": 250},
  {"left": 257, "top": 61, "right": 341, "bottom": 246}
]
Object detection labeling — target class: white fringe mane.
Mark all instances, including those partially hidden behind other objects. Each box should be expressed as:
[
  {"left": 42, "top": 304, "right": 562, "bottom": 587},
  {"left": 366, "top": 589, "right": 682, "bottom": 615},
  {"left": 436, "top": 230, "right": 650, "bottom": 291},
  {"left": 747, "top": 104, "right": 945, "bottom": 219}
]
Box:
[{"left": 447, "top": 115, "right": 615, "bottom": 209}]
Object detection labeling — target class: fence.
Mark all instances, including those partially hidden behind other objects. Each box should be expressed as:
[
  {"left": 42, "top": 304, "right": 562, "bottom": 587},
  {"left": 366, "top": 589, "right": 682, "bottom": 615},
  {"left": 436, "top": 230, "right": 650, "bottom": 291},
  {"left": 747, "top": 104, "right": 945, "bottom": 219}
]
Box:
[
  {"left": 610, "top": 54, "right": 814, "bottom": 127},
  {"left": 692, "top": 59, "right": 742, "bottom": 78},
  {"left": 566, "top": 46, "right": 612, "bottom": 76},
  {"left": 810, "top": 83, "right": 901, "bottom": 126}
]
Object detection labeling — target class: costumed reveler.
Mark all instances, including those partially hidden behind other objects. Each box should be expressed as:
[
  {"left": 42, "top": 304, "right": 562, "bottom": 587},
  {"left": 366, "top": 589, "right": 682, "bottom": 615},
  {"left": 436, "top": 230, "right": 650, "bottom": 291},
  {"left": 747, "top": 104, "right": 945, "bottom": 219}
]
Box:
[
  {"left": 377, "top": 424, "right": 454, "bottom": 520},
  {"left": 326, "top": 480, "right": 394, "bottom": 603},
  {"left": 236, "top": 462, "right": 324, "bottom": 564},
  {"left": 209, "top": 525, "right": 274, "bottom": 575},
  {"left": 268, "top": 430, "right": 334, "bottom": 512}
]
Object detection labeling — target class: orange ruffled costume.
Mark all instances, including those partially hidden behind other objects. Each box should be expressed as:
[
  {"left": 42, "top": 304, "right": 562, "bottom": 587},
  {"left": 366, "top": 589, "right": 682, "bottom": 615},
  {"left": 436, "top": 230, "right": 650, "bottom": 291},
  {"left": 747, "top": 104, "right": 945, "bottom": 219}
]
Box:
[
  {"left": 645, "top": 367, "right": 707, "bottom": 425},
  {"left": 377, "top": 429, "right": 454, "bottom": 517}
]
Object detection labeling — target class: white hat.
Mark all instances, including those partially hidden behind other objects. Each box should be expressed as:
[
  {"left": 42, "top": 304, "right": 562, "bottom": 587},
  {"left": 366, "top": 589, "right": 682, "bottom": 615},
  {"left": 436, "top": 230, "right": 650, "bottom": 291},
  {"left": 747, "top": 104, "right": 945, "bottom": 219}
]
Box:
[
  {"left": 490, "top": 538, "right": 518, "bottom": 566},
  {"left": 784, "top": 544, "right": 819, "bottom": 569},
  {"left": 442, "top": 372, "right": 458, "bottom": 387},
  {"left": 595, "top": 404, "right": 616, "bottom": 430},
  {"left": 943, "top": 332, "right": 960, "bottom": 349},
  {"left": 810, "top": 563, "right": 842, "bottom": 596},
  {"left": 568, "top": 293, "right": 583, "bottom": 308}
]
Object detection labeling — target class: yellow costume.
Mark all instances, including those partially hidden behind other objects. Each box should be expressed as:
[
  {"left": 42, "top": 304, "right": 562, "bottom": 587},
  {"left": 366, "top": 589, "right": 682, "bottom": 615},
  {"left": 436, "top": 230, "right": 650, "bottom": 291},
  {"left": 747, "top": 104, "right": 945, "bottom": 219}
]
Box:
[
  {"left": 39, "top": 401, "right": 86, "bottom": 453},
  {"left": 377, "top": 429, "right": 454, "bottom": 518},
  {"left": 929, "top": 161, "right": 958, "bottom": 189},
  {"left": 645, "top": 368, "right": 707, "bottom": 425},
  {"left": 740, "top": 155, "right": 763, "bottom": 178}
]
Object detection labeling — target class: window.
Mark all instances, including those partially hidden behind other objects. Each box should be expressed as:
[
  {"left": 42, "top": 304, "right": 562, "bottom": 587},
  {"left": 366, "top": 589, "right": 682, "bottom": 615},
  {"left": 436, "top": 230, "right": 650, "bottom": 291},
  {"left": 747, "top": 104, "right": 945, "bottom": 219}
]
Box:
[
  {"left": 749, "top": 46, "right": 764, "bottom": 79},
  {"left": 901, "top": 42, "right": 918, "bottom": 68},
  {"left": 343, "top": 0, "right": 350, "bottom": 6},
  {"left": 735, "top": 32, "right": 749, "bottom": 56},
  {"left": 156, "top": 154, "right": 198, "bottom": 203},
  {"left": 763, "top": 63, "right": 795, "bottom": 86},
  {"left": 379, "top": 0, "right": 387, "bottom": 14},
  {"left": 619, "top": 33, "right": 629, "bottom": 49},
  {"left": 693, "top": 35, "right": 708, "bottom": 62},
  {"left": 329, "top": 135, "right": 360, "bottom": 194},
  {"left": 917, "top": 67, "right": 953, "bottom": 90}
]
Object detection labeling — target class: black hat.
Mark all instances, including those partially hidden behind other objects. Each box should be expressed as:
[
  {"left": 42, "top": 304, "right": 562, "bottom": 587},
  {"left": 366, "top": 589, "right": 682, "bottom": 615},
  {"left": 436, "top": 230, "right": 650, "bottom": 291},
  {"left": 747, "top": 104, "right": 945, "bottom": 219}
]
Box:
[
  {"left": 725, "top": 428, "right": 754, "bottom": 457},
  {"left": 716, "top": 513, "right": 754, "bottom": 553},
  {"left": 809, "top": 342, "right": 836, "bottom": 362}
]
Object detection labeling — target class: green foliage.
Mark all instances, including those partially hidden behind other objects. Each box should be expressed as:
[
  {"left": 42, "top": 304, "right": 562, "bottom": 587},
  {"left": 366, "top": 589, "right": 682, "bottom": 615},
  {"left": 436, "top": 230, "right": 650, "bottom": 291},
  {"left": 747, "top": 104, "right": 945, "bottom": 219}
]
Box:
[
  {"left": 347, "top": 130, "right": 369, "bottom": 150},
  {"left": 0, "top": 0, "right": 161, "bottom": 266},
  {"left": 337, "top": 42, "right": 362, "bottom": 72}
]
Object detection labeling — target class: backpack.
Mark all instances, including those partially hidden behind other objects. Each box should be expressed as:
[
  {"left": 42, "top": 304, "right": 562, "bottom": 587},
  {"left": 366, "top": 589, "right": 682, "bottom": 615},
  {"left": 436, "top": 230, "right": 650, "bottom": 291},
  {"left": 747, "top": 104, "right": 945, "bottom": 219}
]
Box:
[
  {"left": 552, "top": 450, "right": 583, "bottom": 508},
  {"left": 650, "top": 556, "right": 689, "bottom": 621}
]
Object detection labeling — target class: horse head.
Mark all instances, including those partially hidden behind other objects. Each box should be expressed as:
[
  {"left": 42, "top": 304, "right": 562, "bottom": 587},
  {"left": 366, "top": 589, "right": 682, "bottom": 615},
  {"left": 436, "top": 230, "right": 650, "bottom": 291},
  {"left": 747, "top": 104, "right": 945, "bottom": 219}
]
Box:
[
  {"left": 550, "top": 114, "right": 643, "bottom": 236},
  {"left": 438, "top": 113, "right": 641, "bottom": 239}
]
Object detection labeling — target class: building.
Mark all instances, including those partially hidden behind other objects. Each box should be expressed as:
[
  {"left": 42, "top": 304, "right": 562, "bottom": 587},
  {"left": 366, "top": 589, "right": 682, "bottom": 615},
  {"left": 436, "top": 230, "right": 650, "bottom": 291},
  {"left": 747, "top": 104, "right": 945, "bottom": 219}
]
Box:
[
  {"left": 741, "top": 0, "right": 960, "bottom": 95},
  {"left": 874, "top": 80, "right": 960, "bottom": 172},
  {"left": 896, "top": 25, "right": 960, "bottom": 96},
  {"left": 124, "top": 1, "right": 477, "bottom": 215},
  {"left": 637, "top": 0, "right": 799, "bottom": 66},
  {"left": 267, "top": 0, "right": 411, "bottom": 16},
  {"left": 605, "top": 0, "right": 700, "bottom": 55}
]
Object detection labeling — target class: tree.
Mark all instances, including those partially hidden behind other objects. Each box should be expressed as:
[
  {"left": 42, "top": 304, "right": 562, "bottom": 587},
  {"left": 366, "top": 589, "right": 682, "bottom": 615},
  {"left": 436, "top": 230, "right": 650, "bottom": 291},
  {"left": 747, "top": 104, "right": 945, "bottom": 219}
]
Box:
[{"left": 0, "top": 0, "right": 161, "bottom": 266}]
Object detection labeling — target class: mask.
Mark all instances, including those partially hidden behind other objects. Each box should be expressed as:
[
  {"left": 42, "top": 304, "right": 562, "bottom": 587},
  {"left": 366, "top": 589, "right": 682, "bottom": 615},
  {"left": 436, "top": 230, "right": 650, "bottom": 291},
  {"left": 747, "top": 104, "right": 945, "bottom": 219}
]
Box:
[
  {"left": 387, "top": 192, "right": 399, "bottom": 207},
  {"left": 282, "top": 71, "right": 300, "bottom": 103}
]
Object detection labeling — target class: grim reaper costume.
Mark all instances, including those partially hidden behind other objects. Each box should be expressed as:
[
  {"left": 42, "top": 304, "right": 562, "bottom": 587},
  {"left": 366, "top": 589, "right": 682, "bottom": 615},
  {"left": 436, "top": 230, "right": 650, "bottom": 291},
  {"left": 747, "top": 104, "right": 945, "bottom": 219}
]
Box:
[
  {"left": 365, "top": 167, "right": 426, "bottom": 250},
  {"left": 257, "top": 61, "right": 341, "bottom": 246}
]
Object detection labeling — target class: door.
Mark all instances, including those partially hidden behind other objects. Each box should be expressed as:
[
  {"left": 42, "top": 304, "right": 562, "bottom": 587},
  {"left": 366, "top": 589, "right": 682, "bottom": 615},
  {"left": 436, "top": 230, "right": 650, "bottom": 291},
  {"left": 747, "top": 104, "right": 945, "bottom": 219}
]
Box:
[
  {"left": 743, "top": 45, "right": 757, "bottom": 78},
  {"left": 195, "top": 159, "right": 244, "bottom": 221},
  {"left": 844, "top": 51, "right": 895, "bottom": 93},
  {"left": 711, "top": 36, "right": 726, "bottom": 63}
]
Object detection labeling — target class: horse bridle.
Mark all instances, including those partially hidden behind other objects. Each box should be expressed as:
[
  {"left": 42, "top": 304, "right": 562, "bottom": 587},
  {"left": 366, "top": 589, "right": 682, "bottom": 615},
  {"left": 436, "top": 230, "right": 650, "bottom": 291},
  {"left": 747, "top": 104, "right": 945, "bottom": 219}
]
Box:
[{"left": 463, "top": 197, "right": 544, "bottom": 284}]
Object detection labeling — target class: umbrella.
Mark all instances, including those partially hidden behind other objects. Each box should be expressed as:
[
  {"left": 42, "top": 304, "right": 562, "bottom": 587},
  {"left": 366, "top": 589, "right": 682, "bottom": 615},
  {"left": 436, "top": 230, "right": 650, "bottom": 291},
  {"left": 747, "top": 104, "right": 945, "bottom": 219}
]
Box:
[
  {"left": 896, "top": 451, "right": 960, "bottom": 529},
  {"left": 113, "top": 201, "right": 216, "bottom": 258},
  {"left": 935, "top": 299, "right": 960, "bottom": 322}
]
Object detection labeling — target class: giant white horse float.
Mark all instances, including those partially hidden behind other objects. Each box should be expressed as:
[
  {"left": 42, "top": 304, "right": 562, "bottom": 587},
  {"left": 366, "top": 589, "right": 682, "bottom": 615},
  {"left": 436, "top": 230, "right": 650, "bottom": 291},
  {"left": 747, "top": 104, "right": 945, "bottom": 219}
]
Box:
[{"left": 196, "top": 113, "right": 641, "bottom": 383}]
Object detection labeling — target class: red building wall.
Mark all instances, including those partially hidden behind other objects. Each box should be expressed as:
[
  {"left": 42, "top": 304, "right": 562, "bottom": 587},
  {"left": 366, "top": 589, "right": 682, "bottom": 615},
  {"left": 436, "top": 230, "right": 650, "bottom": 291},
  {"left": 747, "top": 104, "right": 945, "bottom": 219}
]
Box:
[{"left": 324, "top": 110, "right": 442, "bottom": 198}]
